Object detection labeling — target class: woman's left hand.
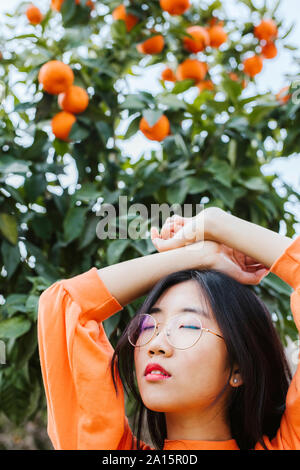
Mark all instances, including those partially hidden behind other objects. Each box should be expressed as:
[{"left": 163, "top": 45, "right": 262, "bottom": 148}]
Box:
[{"left": 201, "top": 242, "right": 269, "bottom": 285}]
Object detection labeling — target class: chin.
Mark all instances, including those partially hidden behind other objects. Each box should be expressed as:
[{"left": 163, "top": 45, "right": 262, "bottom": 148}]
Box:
[{"left": 141, "top": 392, "right": 179, "bottom": 413}]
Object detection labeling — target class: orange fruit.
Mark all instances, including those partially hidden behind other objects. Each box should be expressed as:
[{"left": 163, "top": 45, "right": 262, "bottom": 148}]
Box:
[
  {"left": 196, "top": 80, "right": 214, "bottom": 92},
  {"left": 159, "top": 0, "right": 190, "bottom": 15},
  {"left": 261, "top": 41, "right": 277, "bottom": 59},
  {"left": 58, "top": 86, "right": 89, "bottom": 114},
  {"left": 161, "top": 67, "right": 177, "bottom": 82},
  {"left": 139, "top": 115, "right": 170, "bottom": 141},
  {"left": 207, "top": 25, "right": 228, "bottom": 48},
  {"left": 176, "top": 59, "right": 208, "bottom": 82},
  {"left": 243, "top": 55, "right": 263, "bottom": 77},
  {"left": 112, "top": 4, "right": 139, "bottom": 32},
  {"left": 254, "top": 19, "right": 278, "bottom": 42},
  {"left": 51, "top": 111, "right": 76, "bottom": 141},
  {"left": 51, "top": 0, "right": 64, "bottom": 10},
  {"left": 136, "top": 35, "right": 164, "bottom": 54},
  {"left": 276, "top": 86, "right": 291, "bottom": 104},
  {"left": 183, "top": 26, "right": 210, "bottom": 53},
  {"left": 26, "top": 4, "right": 43, "bottom": 24},
  {"left": 38, "top": 60, "right": 74, "bottom": 95}
]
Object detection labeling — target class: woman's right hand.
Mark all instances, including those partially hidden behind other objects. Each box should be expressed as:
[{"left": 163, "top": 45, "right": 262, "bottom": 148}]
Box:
[
  {"left": 182, "top": 239, "right": 269, "bottom": 285},
  {"left": 150, "top": 208, "right": 213, "bottom": 252}
]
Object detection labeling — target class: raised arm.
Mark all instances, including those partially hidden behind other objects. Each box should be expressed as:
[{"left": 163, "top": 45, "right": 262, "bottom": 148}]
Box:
[
  {"left": 97, "top": 238, "right": 218, "bottom": 307},
  {"left": 207, "top": 208, "right": 294, "bottom": 269},
  {"left": 152, "top": 207, "right": 294, "bottom": 269},
  {"left": 38, "top": 239, "right": 219, "bottom": 450}
]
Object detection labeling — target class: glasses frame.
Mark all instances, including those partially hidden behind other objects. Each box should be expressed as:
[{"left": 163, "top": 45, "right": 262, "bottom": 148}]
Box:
[{"left": 128, "top": 313, "right": 224, "bottom": 350}]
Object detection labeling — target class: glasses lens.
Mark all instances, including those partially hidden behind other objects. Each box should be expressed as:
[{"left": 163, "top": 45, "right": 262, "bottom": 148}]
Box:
[
  {"left": 168, "top": 314, "right": 202, "bottom": 349},
  {"left": 128, "top": 313, "right": 203, "bottom": 349},
  {"left": 128, "top": 314, "right": 155, "bottom": 347}
]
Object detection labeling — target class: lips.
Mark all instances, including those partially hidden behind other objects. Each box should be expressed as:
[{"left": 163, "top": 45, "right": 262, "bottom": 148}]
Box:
[{"left": 144, "top": 363, "right": 171, "bottom": 377}]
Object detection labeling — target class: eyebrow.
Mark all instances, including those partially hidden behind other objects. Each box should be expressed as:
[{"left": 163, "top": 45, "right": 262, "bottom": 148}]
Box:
[{"left": 148, "top": 306, "right": 210, "bottom": 319}]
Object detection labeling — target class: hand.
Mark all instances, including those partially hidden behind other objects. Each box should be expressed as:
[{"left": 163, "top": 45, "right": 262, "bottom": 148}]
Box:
[
  {"left": 151, "top": 218, "right": 269, "bottom": 285},
  {"left": 191, "top": 241, "right": 269, "bottom": 285},
  {"left": 150, "top": 212, "right": 208, "bottom": 252}
]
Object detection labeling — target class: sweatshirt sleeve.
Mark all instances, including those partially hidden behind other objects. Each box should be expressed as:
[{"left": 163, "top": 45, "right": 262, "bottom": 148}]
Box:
[
  {"left": 37, "top": 266, "right": 150, "bottom": 450},
  {"left": 256, "top": 235, "right": 300, "bottom": 450}
]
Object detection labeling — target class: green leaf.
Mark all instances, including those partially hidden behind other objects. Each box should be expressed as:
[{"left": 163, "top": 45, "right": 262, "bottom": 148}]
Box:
[
  {"left": 69, "top": 122, "right": 90, "bottom": 142},
  {"left": 227, "top": 139, "right": 237, "bottom": 166},
  {"left": 157, "top": 95, "right": 186, "bottom": 111},
  {"left": 166, "top": 179, "right": 189, "bottom": 205},
  {"left": 24, "top": 241, "right": 60, "bottom": 282},
  {"left": 63, "top": 207, "right": 88, "bottom": 244},
  {"left": 0, "top": 316, "right": 31, "bottom": 340},
  {"left": 172, "top": 79, "right": 195, "bottom": 94},
  {"left": 262, "top": 272, "right": 292, "bottom": 297},
  {"left": 120, "top": 95, "right": 145, "bottom": 110},
  {"left": 95, "top": 121, "right": 113, "bottom": 145},
  {"left": 78, "top": 215, "right": 99, "bottom": 250},
  {"left": 24, "top": 174, "right": 47, "bottom": 203},
  {"left": 1, "top": 294, "right": 28, "bottom": 318},
  {"left": 204, "top": 159, "right": 233, "bottom": 188},
  {"left": 72, "top": 183, "right": 102, "bottom": 202},
  {"left": 1, "top": 240, "right": 20, "bottom": 279},
  {"left": 123, "top": 115, "right": 141, "bottom": 139},
  {"left": 0, "top": 155, "right": 31, "bottom": 174},
  {"left": 31, "top": 215, "right": 53, "bottom": 241},
  {"left": 142, "top": 110, "right": 163, "bottom": 127},
  {"left": 186, "top": 177, "right": 209, "bottom": 195},
  {"left": 103, "top": 311, "right": 122, "bottom": 339},
  {"left": 243, "top": 177, "right": 269, "bottom": 192},
  {"left": 107, "top": 239, "right": 130, "bottom": 265},
  {"left": 0, "top": 213, "right": 18, "bottom": 245}
]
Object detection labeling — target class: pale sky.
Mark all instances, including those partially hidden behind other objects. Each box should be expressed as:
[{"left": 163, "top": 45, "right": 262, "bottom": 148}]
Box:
[{"left": 0, "top": 0, "right": 299, "bottom": 234}]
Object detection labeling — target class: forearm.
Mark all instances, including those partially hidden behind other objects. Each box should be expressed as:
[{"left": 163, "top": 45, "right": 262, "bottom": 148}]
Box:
[
  {"left": 97, "top": 241, "right": 216, "bottom": 307},
  {"left": 209, "top": 208, "right": 294, "bottom": 268}
]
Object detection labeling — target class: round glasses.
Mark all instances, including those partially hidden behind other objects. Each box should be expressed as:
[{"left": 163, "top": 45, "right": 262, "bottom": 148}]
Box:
[{"left": 127, "top": 313, "right": 224, "bottom": 350}]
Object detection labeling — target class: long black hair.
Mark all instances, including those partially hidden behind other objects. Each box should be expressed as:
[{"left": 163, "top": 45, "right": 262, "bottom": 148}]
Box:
[{"left": 110, "top": 268, "right": 292, "bottom": 450}]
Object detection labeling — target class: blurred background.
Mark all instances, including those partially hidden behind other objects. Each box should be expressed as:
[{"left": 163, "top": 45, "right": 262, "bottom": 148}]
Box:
[{"left": 0, "top": 0, "right": 299, "bottom": 450}]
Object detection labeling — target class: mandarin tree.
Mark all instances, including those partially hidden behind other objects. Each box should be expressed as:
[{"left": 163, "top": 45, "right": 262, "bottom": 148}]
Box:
[{"left": 0, "top": 0, "right": 299, "bottom": 449}]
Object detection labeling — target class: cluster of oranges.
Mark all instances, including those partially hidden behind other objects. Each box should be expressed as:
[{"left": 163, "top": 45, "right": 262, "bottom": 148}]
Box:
[
  {"left": 242, "top": 19, "right": 278, "bottom": 78},
  {"left": 112, "top": 3, "right": 228, "bottom": 141},
  {"left": 26, "top": 1, "right": 289, "bottom": 143},
  {"left": 38, "top": 61, "right": 89, "bottom": 141}
]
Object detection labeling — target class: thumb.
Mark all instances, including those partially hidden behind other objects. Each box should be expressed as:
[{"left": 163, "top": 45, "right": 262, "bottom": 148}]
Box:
[{"left": 152, "top": 234, "right": 186, "bottom": 252}]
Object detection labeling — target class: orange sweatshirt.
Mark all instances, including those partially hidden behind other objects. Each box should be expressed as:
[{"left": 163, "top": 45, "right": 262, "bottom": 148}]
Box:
[{"left": 38, "top": 236, "right": 300, "bottom": 450}]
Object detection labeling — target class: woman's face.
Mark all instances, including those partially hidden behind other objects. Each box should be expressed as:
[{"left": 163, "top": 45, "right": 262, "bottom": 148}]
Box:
[{"left": 134, "top": 280, "right": 232, "bottom": 413}]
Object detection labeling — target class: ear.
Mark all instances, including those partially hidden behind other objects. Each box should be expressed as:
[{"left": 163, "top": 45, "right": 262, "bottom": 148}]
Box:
[{"left": 229, "top": 367, "right": 243, "bottom": 388}]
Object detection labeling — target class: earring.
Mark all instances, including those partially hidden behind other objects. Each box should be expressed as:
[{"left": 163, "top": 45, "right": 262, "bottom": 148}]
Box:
[{"left": 233, "top": 378, "right": 238, "bottom": 384}]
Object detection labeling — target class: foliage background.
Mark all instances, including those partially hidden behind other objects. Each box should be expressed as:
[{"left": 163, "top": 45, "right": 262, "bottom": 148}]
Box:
[{"left": 0, "top": 0, "right": 300, "bottom": 449}]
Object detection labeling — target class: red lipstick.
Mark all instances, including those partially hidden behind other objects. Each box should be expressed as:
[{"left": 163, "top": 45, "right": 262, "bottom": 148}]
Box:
[{"left": 144, "top": 363, "right": 171, "bottom": 381}]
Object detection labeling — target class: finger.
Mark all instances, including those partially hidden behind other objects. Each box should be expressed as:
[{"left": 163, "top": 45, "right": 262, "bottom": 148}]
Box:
[
  {"left": 160, "top": 219, "right": 185, "bottom": 240},
  {"left": 151, "top": 231, "right": 188, "bottom": 252},
  {"left": 150, "top": 226, "right": 160, "bottom": 240},
  {"left": 242, "top": 268, "right": 269, "bottom": 285},
  {"left": 165, "top": 215, "right": 185, "bottom": 224}
]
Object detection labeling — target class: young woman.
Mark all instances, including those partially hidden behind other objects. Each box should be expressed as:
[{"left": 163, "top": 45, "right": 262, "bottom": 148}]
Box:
[{"left": 37, "top": 207, "right": 300, "bottom": 450}]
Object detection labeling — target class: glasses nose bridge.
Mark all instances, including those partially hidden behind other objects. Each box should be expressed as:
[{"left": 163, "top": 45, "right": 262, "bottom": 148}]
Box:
[{"left": 153, "top": 319, "right": 171, "bottom": 338}]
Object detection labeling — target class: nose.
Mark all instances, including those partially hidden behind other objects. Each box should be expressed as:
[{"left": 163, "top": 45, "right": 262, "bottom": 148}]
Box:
[{"left": 146, "top": 326, "right": 173, "bottom": 356}]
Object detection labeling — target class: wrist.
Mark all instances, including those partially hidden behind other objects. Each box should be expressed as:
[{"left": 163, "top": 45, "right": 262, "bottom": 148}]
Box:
[
  {"left": 202, "top": 207, "right": 227, "bottom": 242},
  {"left": 178, "top": 240, "right": 220, "bottom": 270}
]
